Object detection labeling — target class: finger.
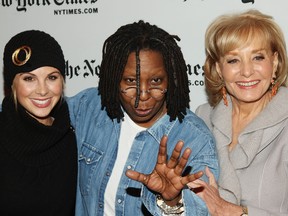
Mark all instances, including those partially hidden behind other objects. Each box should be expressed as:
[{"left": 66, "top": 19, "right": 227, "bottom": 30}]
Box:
[
  {"left": 157, "top": 135, "right": 168, "bottom": 165},
  {"left": 186, "top": 178, "right": 208, "bottom": 195},
  {"left": 205, "top": 166, "right": 218, "bottom": 189},
  {"left": 174, "top": 147, "right": 191, "bottom": 176},
  {"left": 125, "top": 170, "right": 149, "bottom": 185},
  {"left": 186, "top": 180, "right": 205, "bottom": 189},
  {"left": 166, "top": 140, "right": 184, "bottom": 169},
  {"left": 180, "top": 170, "right": 203, "bottom": 185}
]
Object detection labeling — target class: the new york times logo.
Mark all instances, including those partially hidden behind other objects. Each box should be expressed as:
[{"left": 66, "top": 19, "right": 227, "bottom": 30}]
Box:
[
  {"left": 1, "top": 0, "right": 98, "bottom": 12},
  {"left": 241, "top": 0, "right": 254, "bottom": 3},
  {"left": 66, "top": 59, "right": 100, "bottom": 79}
]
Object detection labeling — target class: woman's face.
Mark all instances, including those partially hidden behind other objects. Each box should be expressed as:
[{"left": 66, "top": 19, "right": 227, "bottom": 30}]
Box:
[
  {"left": 12, "top": 66, "right": 63, "bottom": 125},
  {"left": 119, "top": 50, "right": 168, "bottom": 128},
  {"left": 216, "top": 39, "right": 278, "bottom": 105}
]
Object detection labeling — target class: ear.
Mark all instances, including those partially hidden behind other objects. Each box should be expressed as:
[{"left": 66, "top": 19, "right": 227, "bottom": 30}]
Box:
[{"left": 272, "top": 52, "right": 279, "bottom": 79}]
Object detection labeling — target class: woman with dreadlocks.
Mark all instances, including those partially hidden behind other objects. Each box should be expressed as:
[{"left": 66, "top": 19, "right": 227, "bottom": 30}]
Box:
[{"left": 68, "top": 20, "right": 219, "bottom": 216}]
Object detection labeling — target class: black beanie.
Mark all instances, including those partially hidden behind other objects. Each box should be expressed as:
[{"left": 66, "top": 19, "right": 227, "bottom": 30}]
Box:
[{"left": 3, "top": 30, "right": 65, "bottom": 90}]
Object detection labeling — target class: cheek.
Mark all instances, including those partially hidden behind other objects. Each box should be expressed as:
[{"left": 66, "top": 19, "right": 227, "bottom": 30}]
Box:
[
  {"left": 155, "top": 98, "right": 166, "bottom": 109},
  {"left": 48, "top": 82, "right": 63, "bottom": 95},
  {"left": 14, "top": 88, "right": 31, "bottom": 107},
  {"left": 264, "top": 64, "right": 275, "bottom": 79},
  {"left": 15, "top": 85, "right": 32, "bottom": 99},
  {"left": 119, "top": 93, "right": 131, "bottom": 108}
]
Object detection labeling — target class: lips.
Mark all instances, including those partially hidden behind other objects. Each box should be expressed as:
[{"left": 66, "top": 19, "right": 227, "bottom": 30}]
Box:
[
  {"left": 31, "top": 98, "right": 52, "bottom": 108},
  {"left": 135, "top": 108, "right": 152, "bottom": 116},
  {"left": 236, "top": 80, "right": 260, "bottom": 87}
]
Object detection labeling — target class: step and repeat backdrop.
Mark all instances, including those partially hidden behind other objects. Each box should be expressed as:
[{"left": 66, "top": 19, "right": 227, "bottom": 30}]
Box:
[{"left": 0, "top": 0, "right": 287, "bottom": 111}]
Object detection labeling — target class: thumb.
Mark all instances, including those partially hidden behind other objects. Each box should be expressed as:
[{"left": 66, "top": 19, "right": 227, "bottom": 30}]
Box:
[
  {"left": 205, "top": 166, "right": 218, "bottom": 189},
  {"left": 126, "top": 170, "right": 149, "bottom": 185}
]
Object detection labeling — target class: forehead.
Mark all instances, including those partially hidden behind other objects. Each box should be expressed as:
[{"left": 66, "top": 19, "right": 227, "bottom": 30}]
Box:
[
  {"left": 223, "top": 36, "right": 271, "bottom": 56},
  {"left": 124, "top": 50, "right": 166, "bottom": 74}
]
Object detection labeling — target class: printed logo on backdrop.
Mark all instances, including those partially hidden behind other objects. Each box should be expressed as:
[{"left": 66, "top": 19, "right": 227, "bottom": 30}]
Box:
[
  {"left": 1, "top": 0, "right": 99, "bottom": 14},
  {"left": 66, "top": 59, "right": 100, "bottom": 79},
  {"left": 66, "top": 60, "right": 204, "bottom": 87},
  {"left": 187, "top": 63, "right": 204, "bottom": 87},
  {"left": 241, "top": 0, "right": 254, "bottom": 3}
]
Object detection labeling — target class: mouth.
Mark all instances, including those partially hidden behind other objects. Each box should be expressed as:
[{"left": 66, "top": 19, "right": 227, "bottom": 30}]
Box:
[
  {"left": 135, "top": 108, "right": 152, "bottom": 116},
  {"left": 236, "top": 80, "right": 260, "bottom": 87},
  {"left": 31, "top": 98, "right": 52, "bottom": 108}
]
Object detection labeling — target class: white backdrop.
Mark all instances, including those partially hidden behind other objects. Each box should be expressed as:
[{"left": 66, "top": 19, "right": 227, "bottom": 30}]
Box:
[{"left": 1, "top": 0, "right": 287, "bottom": 111}]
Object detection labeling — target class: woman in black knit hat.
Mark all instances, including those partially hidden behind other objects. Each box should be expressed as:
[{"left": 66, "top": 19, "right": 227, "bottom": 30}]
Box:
[{"left": 0, "top": 30, "right": 77, "bottom": 215}]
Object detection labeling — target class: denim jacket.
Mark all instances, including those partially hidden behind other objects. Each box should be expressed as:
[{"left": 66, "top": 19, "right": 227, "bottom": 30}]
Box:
[{"left": 67, "top": 88, "right": 219, "bottom": 216}]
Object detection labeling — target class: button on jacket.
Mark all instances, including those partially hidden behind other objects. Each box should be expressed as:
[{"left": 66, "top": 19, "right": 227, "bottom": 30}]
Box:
[{"left": 68, "top": 87, "right": 219, "bottom": 216}]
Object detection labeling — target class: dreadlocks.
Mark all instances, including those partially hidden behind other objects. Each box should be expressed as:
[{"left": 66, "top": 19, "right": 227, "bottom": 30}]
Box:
[{"left": 98, "top": 20, "right": 190, "bottom": 123}]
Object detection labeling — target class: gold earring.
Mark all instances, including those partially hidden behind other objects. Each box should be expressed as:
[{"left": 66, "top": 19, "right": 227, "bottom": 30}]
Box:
[
  {"left": 271, "top": 79, "right": 278, "bottom": 97},
  {"left": 222, "top": 86, "right": 228, "bottom": 106}
]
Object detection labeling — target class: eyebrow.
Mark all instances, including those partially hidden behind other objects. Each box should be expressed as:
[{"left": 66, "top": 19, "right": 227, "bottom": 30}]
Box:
[
  {"left": 18, "top": 71, "right": 61, "bottom": 77},
  {"left": 225, "top": 48, "right": 267, "bottom": 56}
]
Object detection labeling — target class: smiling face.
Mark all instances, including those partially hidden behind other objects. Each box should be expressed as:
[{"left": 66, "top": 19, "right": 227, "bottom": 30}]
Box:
[
  {"left": 216, "top": 39, "right": 278, "bottom": 105},
  {"left": 12, "top": 66, "right": 64, "bottom": 125},
  {"left": 119, "top": 50, "right": 168, "bottom": 128}
]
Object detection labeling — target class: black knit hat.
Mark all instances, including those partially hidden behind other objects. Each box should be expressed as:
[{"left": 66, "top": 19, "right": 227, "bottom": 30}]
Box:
[{"left": 3, "top": 30, "right": 65, "bottom": 90}]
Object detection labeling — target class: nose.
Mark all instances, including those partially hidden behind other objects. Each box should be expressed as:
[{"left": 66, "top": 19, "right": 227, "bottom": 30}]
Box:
[
  {"left": 240, "top": 61, "right": 254, "bottom": 78},
  {"left": 139, "top": 89, "right": 150, "bottom": 101},
  {"left": 139, "top": 84, "right": 151, "bottom": 101},
  {"left": 36, "top": 81, "right": 49, "bottom": 96}
]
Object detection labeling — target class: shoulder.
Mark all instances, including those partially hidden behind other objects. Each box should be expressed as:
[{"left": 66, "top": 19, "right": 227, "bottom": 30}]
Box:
[
  {"left": 194, "top": 103, "right": 214, "bottom": 130},
  {"left": 168, "top": 109, "right": 217, "bottom": 156},
  {"left": 195, "top": 103, "right": 213, "bottom": 117},
  {"left": 67, "top": 87, "right": 100, "bottom": 104},
  {"left": 179, "top": 108, "right": 214, "bottom": 138},
  {"left": 67, "top": 87, "right": 101, "bottom": 110},
  {"left": 66, "top": 87, "right": 103, "bottom": 123}
]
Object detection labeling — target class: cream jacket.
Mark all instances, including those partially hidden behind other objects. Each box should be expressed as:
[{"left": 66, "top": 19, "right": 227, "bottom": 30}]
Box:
[{"left": 196, "top": 87, "right": 288, "bottom": 216}]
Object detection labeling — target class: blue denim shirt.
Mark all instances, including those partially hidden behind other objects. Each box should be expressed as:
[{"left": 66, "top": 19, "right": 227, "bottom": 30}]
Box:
[{"left": 67, "top": 88, "right": 219, "bottom": 216}]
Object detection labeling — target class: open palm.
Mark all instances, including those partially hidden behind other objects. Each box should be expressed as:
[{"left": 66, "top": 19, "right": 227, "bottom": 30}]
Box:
[{"left": 126, "top": 135, "right": 203, "bottom": 202}]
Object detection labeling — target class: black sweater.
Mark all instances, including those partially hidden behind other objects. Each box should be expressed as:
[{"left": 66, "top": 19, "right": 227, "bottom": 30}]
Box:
[{"left": 0, "top": 96, "right": 77, "bottom": 216}]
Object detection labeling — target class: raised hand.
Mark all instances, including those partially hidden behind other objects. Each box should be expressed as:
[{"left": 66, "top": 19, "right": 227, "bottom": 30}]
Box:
[{"left": 126, "top": 135, "right": 203, "bottom": 205}]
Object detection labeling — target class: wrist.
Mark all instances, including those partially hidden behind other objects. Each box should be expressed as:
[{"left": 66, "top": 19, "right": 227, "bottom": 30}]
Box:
[
  {"left": 162, "top": 194, "right": 182, "bottom": 207},
  {"left": 156, "top": 194, "right": 184, "bottom": 215}
]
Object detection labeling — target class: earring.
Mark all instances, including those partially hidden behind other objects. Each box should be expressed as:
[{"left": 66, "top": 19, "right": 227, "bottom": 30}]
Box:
[
  {"left": 271, "top": 79, "right": 278, "bottom": 97},
  {"left": 222, "top": 86, "right": 228, "bottom": 106}
]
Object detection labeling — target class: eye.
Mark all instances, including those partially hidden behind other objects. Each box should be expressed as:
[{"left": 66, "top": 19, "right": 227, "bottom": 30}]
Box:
[
  {"left": 23, "top": 75, "right": 35, "bottom": 82},
  {"left": 227, "top": 58, "right": 238, "bottom": 64},
  {"left": 48, "top": 75, "right": 59, "bottom": 80},
  {"left": 151, "top": 77, "right": 162, "bottom": 85},
  {"left": 123, "top": 77, "right": 136, "bottom": 85},
  {"left": 254, "top": 55, "right": 265, "bottom": 61}
]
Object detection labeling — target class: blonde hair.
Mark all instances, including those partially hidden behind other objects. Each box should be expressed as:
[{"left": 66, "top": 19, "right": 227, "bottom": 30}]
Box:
[{"left": 204, "top": 9, "right": 288, "bottom": 107}]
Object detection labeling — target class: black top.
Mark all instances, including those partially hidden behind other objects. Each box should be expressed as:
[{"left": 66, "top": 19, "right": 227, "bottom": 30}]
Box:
[{"left": 0, "top": 96, "right": 77, "bottom": 216}]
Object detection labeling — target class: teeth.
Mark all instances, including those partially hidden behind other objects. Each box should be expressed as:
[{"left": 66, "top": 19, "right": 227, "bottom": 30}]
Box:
[
  {"left": 237, "top": 81, "right": 259, "bottom": 86},
  {"left": 32, "top": 99, "right": 50, "bottom": 105}
]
